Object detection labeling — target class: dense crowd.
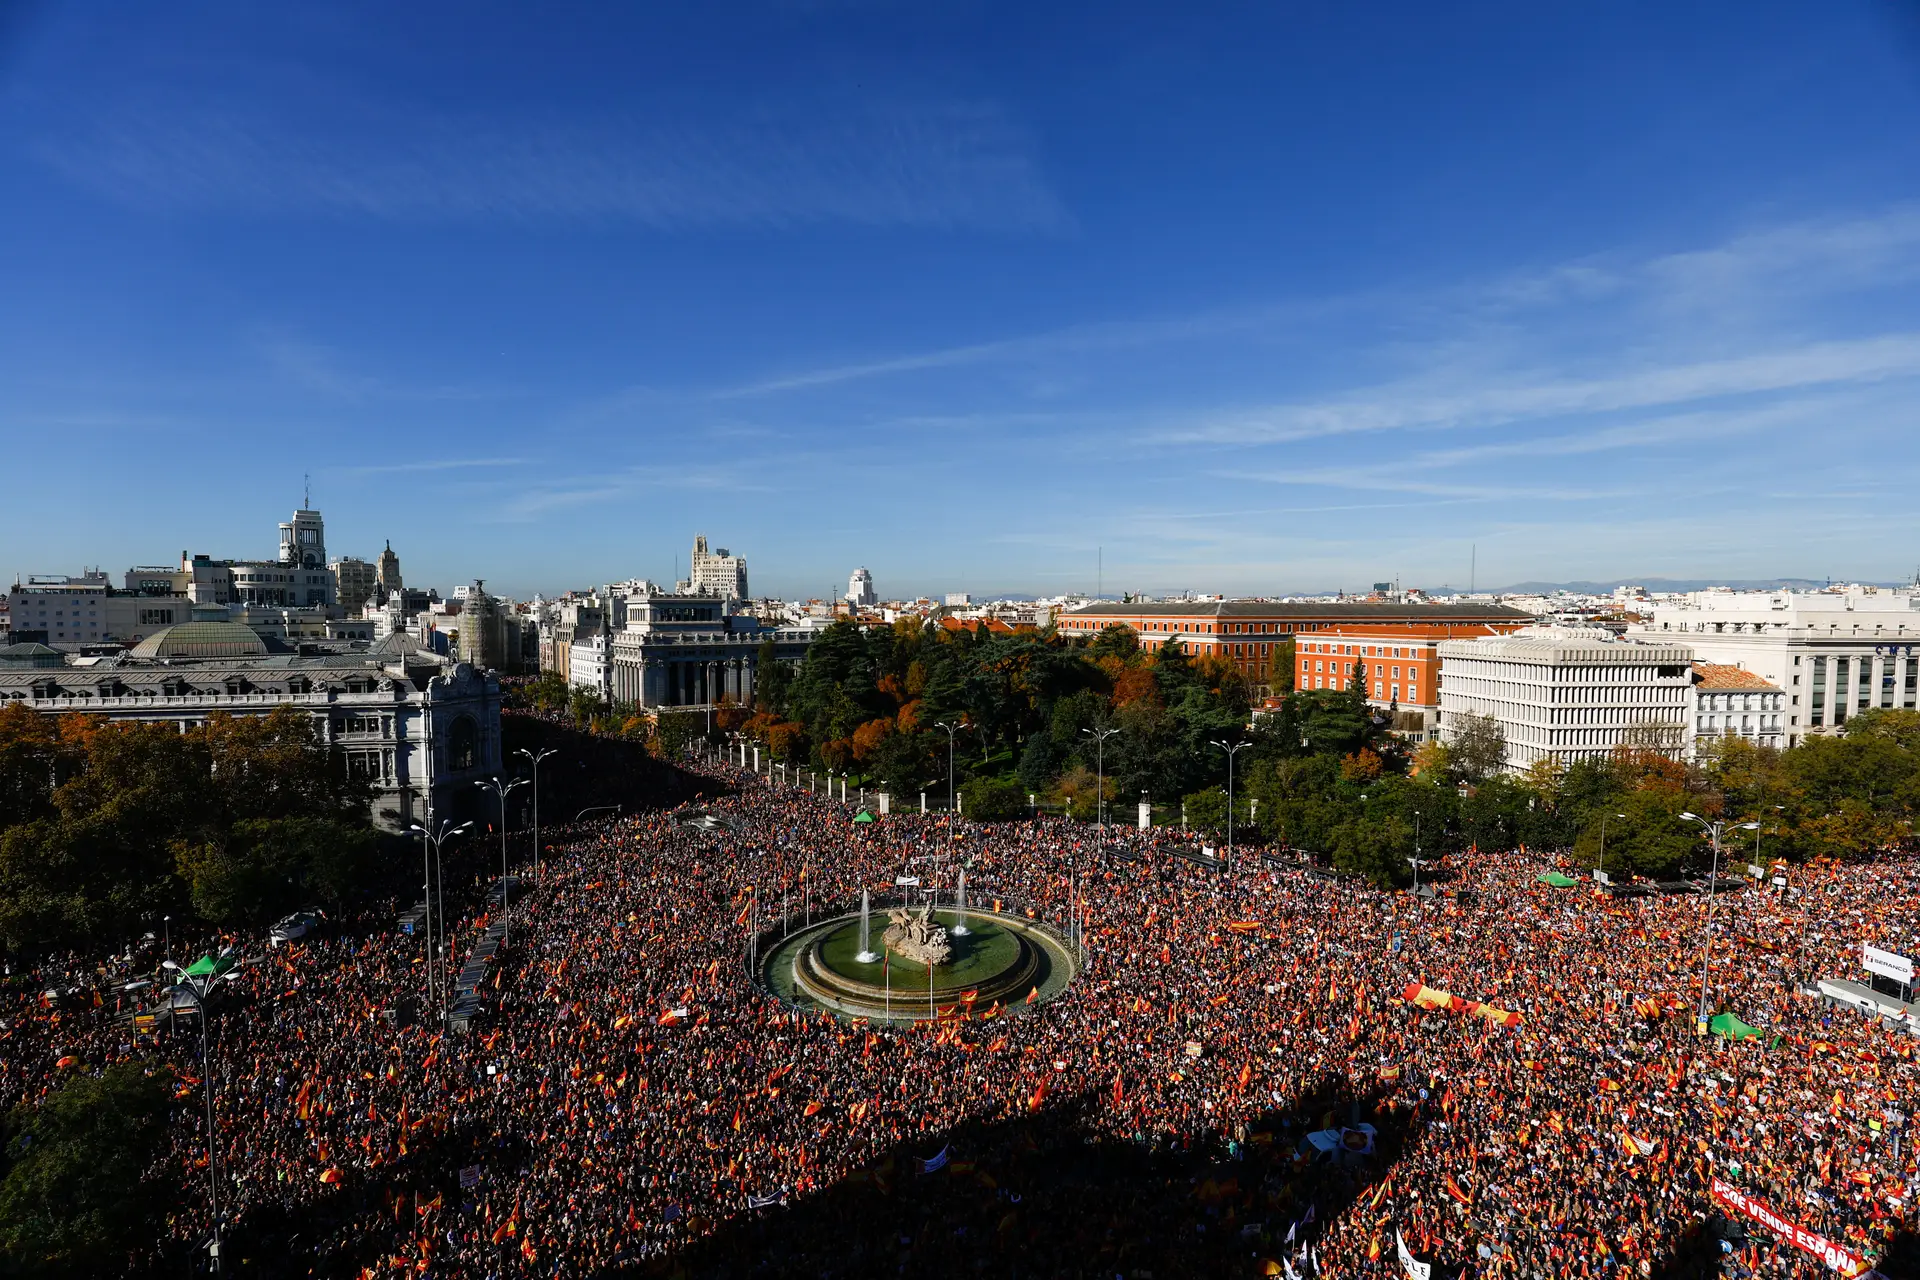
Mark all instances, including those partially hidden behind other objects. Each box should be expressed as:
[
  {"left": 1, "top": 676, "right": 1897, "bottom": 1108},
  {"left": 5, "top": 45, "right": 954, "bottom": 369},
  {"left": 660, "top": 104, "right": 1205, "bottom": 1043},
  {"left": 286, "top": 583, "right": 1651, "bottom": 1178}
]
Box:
[{"left": 3, "top": 752, "right": 1917, "bottom": 1278}]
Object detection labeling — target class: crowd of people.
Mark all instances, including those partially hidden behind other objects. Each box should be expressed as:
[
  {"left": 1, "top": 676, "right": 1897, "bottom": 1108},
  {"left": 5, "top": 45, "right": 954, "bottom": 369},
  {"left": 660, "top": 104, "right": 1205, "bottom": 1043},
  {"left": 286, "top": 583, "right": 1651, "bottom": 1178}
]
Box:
[{"left": 3, "top": 747, "right": 1918, "bottom": 1278}]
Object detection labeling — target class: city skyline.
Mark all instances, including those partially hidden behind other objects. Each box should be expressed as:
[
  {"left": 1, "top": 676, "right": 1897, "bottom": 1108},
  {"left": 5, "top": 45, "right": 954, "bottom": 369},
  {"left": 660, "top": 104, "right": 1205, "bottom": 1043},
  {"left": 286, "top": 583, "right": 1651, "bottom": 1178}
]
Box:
[{"left": 5, "top": 4, "right": 1920, "bottom": 598}]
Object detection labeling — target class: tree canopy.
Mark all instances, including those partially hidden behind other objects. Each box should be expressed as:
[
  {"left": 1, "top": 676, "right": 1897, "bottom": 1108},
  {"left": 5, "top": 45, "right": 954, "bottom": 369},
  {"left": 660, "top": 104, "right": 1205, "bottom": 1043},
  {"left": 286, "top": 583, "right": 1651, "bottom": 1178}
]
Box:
[
  {"left": 0, "top": 1061, "right": 177, "bottom": 1278},
  {"left": 0, "top": 704, "right": 376, "bottom": 957}
]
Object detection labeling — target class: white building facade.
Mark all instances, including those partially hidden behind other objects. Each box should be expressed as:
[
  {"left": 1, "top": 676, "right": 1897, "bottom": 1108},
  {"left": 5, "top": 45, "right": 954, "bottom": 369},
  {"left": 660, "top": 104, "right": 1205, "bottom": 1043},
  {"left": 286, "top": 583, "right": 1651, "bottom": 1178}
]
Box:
[
  {"left": 608, "top": 587, "right": 815, "bottom": 709},
  {"left": 1690, "top": 662, "right": 1787, "bottom": 753},
  {"left": 685, "top": 536, "right": 749, "bottom": 600},
  {"left": 1437, "top": 629, "right": 1695, "bottom": 773},
  {"left": 847, "top": 568, "right": 877, "bottom": 608},
  {"left": 1629, "top": 588, "right": 1920, "bottom": 745}
]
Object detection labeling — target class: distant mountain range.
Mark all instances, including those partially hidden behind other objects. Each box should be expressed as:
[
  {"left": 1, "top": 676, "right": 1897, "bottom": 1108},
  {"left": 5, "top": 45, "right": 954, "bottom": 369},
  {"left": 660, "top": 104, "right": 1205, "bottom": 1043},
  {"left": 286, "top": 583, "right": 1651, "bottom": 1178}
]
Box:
[{"left": 1480, "top": 578, "right": 1904, "bottom": 595}]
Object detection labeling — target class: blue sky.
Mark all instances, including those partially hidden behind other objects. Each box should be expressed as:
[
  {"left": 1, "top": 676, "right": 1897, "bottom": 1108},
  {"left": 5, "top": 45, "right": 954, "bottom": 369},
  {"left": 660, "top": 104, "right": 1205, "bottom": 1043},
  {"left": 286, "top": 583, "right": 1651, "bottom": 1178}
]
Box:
[{"left": 4, "top": 2, "right": 1920, "bottom": 600}]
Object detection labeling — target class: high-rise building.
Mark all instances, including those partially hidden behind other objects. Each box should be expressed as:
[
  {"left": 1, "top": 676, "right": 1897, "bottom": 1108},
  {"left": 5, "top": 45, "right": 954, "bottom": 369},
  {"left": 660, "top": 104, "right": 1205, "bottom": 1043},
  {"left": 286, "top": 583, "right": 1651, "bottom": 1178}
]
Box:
[
  {"left": 377, "top": 540, "right": 402, "bottom": 597},
  {"left": 332, "top": 557, "right": 376, "bottom": 612},
  {"left": 686, "top": 535, "right": 749, "bottom": 599},
  {"left": 847, "top": 567, "right": 877, "bottom": 608}
]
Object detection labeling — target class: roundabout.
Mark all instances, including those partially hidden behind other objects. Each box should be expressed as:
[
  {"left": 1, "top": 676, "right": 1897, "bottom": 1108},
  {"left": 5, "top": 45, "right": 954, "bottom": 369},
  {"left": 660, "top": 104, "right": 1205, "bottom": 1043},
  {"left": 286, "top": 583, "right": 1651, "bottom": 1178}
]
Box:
[{"left": 759, "top": 903, "right": 1079, "bottom": 1023}]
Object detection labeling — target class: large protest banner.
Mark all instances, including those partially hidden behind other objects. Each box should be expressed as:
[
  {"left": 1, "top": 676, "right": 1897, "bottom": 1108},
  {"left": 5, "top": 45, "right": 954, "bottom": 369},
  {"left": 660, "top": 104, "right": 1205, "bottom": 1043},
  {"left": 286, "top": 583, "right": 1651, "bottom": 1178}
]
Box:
[{"left": 1709, "top": 1177, "right": 1877, "bottom": 1277}]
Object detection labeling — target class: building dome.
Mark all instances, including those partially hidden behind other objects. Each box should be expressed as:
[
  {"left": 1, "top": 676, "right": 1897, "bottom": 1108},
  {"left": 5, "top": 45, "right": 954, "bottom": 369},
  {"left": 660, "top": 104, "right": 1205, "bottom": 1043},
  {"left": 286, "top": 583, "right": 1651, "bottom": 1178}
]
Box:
[{"left": 128, "top": 621, "right": 269, "bottom": 661}]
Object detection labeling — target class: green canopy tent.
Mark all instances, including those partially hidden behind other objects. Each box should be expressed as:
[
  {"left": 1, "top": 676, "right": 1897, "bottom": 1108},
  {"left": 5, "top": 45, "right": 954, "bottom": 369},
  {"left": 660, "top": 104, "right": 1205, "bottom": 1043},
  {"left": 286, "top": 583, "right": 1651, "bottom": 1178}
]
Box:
[
  {"left": 1708, "top": 1012, "right": 1764, "bottom": 1041},
  {"left": 183, "top": 954, "right": 234, "bottom": 980},
  {"left": 852, "top": 811, "right": 876, "bottom": 824},
  {"left": 1536, "top": 872, "right": 1581, "bottom": 889}
]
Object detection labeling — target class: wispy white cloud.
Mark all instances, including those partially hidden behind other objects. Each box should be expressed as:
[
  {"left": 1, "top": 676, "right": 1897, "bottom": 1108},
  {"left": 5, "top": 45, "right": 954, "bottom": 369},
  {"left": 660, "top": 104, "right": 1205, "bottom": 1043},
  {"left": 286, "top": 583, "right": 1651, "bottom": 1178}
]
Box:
[
  {"left": 492, "top": 465, "right": 775, "bottom": 523},
  {"left": 40, "top": 98, "right": 1071, "bottom": 233},
  {"left": 1161, "top": 333, "right": 1920, "bottom": 446},
  {"left": 260, "top": 335, "right": 508, "bottom": 402},
  {"left": 336, "top": 458, "right": 528, "bottom": 476}
]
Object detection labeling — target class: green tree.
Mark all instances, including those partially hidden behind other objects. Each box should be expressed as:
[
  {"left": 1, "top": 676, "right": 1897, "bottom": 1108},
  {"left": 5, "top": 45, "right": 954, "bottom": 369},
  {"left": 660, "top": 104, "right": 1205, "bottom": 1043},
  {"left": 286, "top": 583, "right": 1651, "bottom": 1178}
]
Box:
[
  {"left": 1449, "top": 713, "right": 1508, "bottom": 783},
  {"left": 1182, "top": 786, "right": 1228, "bottom": 834},
  {"left": 0, "top": 1061, "right": 176, "bottom": 1278},
  {"left": 1330, "top": 813, "right": 1414, "bottom": 887},
  {"left": 654, "top": 710, "right": 703, "bottom": 760},
  {"left": 174, "top": 817, "right": 377, "bottom": 925},
  {"left": 959, "top": 776, "right": 1026, "bottom": 821}
]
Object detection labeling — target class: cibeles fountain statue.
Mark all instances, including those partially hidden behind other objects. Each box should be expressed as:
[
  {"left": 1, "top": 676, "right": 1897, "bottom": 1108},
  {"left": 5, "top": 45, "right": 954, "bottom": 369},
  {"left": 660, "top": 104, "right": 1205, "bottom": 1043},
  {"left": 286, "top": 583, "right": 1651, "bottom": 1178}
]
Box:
[{"left": 883, "top": 904, "right": 951, "bottom": 966}]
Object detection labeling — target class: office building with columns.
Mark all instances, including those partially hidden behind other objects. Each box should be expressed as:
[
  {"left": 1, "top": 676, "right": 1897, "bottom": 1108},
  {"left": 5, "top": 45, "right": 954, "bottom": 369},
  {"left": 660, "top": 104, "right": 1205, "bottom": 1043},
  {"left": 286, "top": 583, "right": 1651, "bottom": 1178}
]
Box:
[
  {"left": 607, "top": 586, "right": 814, "bottom": 709},
  {"left": 1628, "top": 587, "right": 1920, "bottom": 746}
]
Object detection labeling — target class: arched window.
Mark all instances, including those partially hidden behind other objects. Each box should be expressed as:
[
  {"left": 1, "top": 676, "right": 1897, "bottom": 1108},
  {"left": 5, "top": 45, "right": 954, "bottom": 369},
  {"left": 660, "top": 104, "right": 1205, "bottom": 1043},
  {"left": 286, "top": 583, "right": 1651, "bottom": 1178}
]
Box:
[{"left": 448, "top": 715, "right": 478, "bottom": 771}]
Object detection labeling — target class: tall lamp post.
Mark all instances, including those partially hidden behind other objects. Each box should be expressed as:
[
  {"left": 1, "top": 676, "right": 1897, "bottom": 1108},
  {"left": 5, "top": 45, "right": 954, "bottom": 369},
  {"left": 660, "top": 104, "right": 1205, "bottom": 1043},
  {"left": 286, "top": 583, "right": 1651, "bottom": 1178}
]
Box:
[
  {"left": 1207, "top": 738, "right": 1250, "bottom": 864},
  {"left": 410, "top": 819, "right": 471, "bottom": 1020},
  {"left": 1597, "top": 812, "right": 1627, "bottom": 883},
  {"left": 514, "top": 747, "right": 558, "bottom": 886},
  {"left": 1082, "top": 727, "right": 1122, "bottom": 853},
  {"left": 159, "top": 969, "right": 237, "bottom": 1274},
  {"left": 476, "top": 777, "right": 529, "bottom": 944},
  {"left": 1679, "top": 811, "right": 1759, "bottom": 1033},
  {"left": 934, "top": 721, "right": 970, "bottom": 856}
]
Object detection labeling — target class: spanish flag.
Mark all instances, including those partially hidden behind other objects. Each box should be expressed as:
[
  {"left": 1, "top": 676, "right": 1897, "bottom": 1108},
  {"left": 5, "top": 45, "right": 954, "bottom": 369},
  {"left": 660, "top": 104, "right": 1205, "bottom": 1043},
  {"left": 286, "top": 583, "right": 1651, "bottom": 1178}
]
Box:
[
  {"left": 1444, "top": 1174, "right": 1473, "bottom": 1207},
  {"left": 1028, "top": 1074, "right": 1051, "bottom": 1113}
]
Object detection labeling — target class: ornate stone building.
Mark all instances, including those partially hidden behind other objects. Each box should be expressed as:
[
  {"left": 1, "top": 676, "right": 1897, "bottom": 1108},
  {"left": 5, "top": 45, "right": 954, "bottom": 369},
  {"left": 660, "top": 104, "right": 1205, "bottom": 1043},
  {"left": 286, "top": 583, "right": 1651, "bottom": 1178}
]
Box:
[
  {"left": 0, "top": 619, "right": 501, "bottom": 830},
  {"left": 608, "top": 587, "right": 814, "bottom": 708}
]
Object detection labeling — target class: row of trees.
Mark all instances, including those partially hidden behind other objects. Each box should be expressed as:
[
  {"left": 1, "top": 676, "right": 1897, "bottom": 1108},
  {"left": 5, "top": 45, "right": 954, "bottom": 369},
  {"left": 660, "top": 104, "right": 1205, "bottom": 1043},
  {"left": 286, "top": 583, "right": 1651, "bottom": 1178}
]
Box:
[
  {"left": 729, "top": 620, "right": 1920, "bottom": 886},
  {"left": 0, "top": 704, "right": 378, "bottom": 957}
]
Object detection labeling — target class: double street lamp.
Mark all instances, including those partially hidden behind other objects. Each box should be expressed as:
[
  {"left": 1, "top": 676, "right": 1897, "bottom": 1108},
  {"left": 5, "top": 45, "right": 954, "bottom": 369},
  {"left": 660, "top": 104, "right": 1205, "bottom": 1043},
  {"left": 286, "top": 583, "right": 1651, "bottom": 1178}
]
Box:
[
  {"left": 476, "top": 776, "right": 529, "bottom": 944},
  {"left": 1082, "top": 726, "right": 1121, "bottom": 834},
  {"left": 1208, "top": 738, "right": 1251, "bottom": 865},
  {"left": 1679, "top": 811, "right": 1760, "bottom": 1033},
  {"left": 514, "top": 747, "right": 558, "bottom": 886},
  {"left": 408, "top": 818, "right": 472, "bottom": 1018}
]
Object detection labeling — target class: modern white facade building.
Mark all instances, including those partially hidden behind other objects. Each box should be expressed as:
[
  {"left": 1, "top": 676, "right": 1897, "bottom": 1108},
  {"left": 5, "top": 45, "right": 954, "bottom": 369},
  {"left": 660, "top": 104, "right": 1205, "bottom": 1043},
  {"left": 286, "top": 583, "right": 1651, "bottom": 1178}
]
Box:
[
  {"left": 1629, "top": 588, "right": 1920, "bottom": 745},
  {"left": 1437, "top": 628, "right": 1695, "bottom": 773},
  {"left": 847, "top": 568, "right": 877, "bottom": 608}
]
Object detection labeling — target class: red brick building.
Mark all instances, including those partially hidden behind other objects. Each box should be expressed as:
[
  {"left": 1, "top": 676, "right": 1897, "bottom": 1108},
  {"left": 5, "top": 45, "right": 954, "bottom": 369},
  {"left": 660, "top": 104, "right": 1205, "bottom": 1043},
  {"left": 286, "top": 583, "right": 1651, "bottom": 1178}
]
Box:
[{"left": 1057, "top": 601, "right": 1532, "bottom": 693}]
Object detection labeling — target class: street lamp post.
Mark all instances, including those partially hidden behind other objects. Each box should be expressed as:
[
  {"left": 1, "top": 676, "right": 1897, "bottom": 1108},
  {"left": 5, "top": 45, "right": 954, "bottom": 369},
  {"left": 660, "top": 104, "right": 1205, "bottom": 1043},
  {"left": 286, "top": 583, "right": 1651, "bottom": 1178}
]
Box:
[
  {"left": 159, "top": 972, "right": 235, "bottom": 1274},
  {"left": 1207, "top": 739, "right": 1250, "bottom": 865},
  {"left": 1679, "top": 812, "right": 1760, "bottom": 1033},
  {"left": 1083, "top": 727, "right": 1121, "bottom": 854},
  {"left": 514, "top": 747, "right": 558, "bottom": 886},
  {"left": 476, "top": 777, "right": 529, "bottom": 945},
  {"left": 1598, "top": 812, "right": 1627, "bottom": 883},
  {"left": 410, "top": 819, "right": 471, "bottom": 1022},
  {"left": 934, "top": 721, "right": 970, "bottom": 856}
]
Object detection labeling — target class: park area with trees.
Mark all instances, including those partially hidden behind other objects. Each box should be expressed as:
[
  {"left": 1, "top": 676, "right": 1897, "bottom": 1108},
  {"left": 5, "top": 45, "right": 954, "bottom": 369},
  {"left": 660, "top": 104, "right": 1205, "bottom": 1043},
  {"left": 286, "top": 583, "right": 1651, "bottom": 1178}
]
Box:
[
  {"left": 722, "top": 619, "right": 1920, "bottom": 887},
  {"left": 0, "top": 703, "right": 379, "bottom": 959}
]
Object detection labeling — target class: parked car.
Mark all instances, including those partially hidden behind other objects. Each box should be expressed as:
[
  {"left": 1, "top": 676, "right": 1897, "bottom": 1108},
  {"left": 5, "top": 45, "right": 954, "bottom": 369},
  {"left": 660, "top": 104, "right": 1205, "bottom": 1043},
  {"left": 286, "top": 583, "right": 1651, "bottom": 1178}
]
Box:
[{"left": 269, "top": 910, "right": 323, "bottom": 947}]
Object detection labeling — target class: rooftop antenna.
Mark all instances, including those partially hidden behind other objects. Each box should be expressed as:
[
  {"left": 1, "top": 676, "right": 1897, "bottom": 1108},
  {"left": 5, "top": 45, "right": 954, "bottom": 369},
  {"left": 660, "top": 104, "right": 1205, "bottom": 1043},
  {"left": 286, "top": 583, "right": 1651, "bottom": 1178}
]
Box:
[
  {"left": 1097, "top": 546, "right": 1102, "bottom": 601},
  {"left": 1470, "top": 544, "right": 1476, "bottom": 594},
  {"left": 304, "top": 472, "right": 310, "bottom": 509}
]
